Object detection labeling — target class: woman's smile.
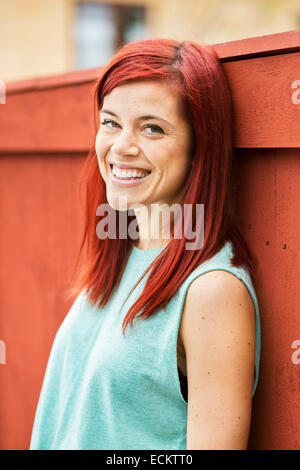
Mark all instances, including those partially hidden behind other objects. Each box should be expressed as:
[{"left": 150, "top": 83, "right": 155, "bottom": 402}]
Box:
[{"left": 109, "top": 163, "right": 152, "bottom": 187}]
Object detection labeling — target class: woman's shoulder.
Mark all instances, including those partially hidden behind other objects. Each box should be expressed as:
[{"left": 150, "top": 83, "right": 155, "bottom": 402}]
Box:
[
  {"left": 184, "top": 267, "right": 255, "bottom": 325},
  {"left": 181, "top": 240, "right": 253, "bottom": 291},
  {"left": 181, "top": 240, "right": 258, "bottom": 321},
  {"left": 179, "top": 240, "right": 260, "bottom": 396},
  {"left": 179, "top": 240, "right": 258, "bottom": 355},
  {"left": 180, "top": 242, "right": 257, "bottom": 384},
  {"left": 181, "top": 273, "right": 256, "bottom": 363}
]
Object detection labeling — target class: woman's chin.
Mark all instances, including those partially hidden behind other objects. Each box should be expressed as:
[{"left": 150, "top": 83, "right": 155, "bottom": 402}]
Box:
[{"left": 106, "top": 193, "right": 135, "bottom": 211}]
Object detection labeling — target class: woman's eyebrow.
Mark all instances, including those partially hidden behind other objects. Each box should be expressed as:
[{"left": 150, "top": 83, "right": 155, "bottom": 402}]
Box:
[
  {"left": 101, "top": 109, "right": 119, "bottom": 117},
  {"left": 101, "top": 109, "right": 175, "bottom": 128},
  {"left": 138, "top": 115, "right": 175, "bottom": 128}
]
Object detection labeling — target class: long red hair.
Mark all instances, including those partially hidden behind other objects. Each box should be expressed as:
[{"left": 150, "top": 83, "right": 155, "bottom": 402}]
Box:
[{"left": 66, "top": 38, "right": 257, "bottom": 334}]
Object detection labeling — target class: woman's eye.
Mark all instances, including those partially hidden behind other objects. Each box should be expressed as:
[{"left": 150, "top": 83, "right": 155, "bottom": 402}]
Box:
[
  {"left": 144, "top": 124, "right": 164, "bottom": 135},
  {"left": 100, "top": 120, "right": 163, "bottom": 135},
  {"left": 100, "top": 119, "right": 120, "bottom": 129}
]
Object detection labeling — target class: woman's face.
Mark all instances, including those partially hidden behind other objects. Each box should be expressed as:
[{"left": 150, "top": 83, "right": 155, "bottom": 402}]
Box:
[{"left": 95, "top": 79, "right": 193, "bottom": 211}]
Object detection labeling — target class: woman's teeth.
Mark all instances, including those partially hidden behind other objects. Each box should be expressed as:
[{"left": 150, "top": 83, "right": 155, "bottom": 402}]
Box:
[{"left": 112, "top": 165, "right": 150, "bottom": 179}]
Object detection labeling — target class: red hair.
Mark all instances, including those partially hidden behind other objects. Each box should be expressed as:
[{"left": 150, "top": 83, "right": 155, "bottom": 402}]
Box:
[{"left": 66, "top": 38, "right": 257, "bottom": 334}]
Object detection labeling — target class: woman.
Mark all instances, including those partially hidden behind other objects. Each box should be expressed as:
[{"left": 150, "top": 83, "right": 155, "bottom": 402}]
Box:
[{"left": 30, "top": 38, "right": 261, "bottom": 450}]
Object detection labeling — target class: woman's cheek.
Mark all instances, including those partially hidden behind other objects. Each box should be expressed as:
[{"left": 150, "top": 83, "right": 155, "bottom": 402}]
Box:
[
  {"left": 99, "top": 161, "right": 108, "bottom": 181},
  {"left": 95, "top": 151, "right": 107, "bottom": 180}
]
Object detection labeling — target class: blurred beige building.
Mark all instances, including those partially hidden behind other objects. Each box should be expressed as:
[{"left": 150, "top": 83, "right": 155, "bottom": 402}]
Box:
[{"left": 0, "top": 0, "right": 299, "bottom": 82}]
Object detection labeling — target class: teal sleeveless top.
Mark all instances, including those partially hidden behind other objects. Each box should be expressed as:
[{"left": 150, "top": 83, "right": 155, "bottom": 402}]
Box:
[{"left": 30, "top": 241, "right": 261, "bottom": 450}]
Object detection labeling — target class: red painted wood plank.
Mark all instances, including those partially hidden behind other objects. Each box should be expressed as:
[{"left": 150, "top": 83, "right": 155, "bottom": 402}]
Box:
[
  {"left": 0, "top": 82, "right": 98, "bottom": 153},
  {"left": 214, "top": 29, "right": 300, "bottom": 60},
  {"left": 234, "top": 148, "right": 300, "bottom": 450},
  {"left": 1, "top": 37, "right": 299, "bottom": 152},
  {"left": 5, "top": 66, "right": 103, "bottom": 94},
  {"left": 0, "top": 152, "right": 86, "bottom": 449},
  {"left": 225, "top": 52, "right": 300, "bottom": 148}
]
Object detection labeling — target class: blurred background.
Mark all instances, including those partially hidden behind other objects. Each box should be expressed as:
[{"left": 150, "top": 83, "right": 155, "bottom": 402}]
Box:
[{"left": 1, "top": 0, "right": 300, "bottom": 82}]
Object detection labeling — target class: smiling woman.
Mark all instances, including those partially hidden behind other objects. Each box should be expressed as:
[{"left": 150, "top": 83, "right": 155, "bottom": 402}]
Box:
[
  {"left": 29, "top": 38, "right": 261, "bottom": 451},
  {"left": 95, "top": 80, "right": 193, "bottom": 224}
]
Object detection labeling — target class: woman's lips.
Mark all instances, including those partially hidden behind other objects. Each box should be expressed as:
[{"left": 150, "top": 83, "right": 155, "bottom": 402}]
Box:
[
  {"left": 111, "top": 162, "right": 151, "bottom": 172},
  {"left": 109, "top": 164, "right": 151, "bottom": 187}
]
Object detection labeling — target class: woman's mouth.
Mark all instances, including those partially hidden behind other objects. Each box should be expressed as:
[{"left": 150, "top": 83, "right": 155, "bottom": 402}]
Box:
[{"left": 109, "top": 164, "right": 151, "bottom": 187}]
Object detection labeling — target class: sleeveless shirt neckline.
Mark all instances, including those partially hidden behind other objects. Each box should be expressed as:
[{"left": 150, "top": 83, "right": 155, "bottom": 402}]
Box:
[{"left": 131, "top": 244, "right": 165, "bottom": 257}]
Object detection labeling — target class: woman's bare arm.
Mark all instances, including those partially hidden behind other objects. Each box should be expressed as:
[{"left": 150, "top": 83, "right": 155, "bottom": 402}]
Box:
[{"left": 181, "top": 270, "right": 256, "bottom": 450}]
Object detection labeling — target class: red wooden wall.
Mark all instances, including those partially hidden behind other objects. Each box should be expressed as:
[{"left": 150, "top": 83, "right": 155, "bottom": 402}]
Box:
[{"left": 0, "top": 30, "right": 299, "bottom": 450}]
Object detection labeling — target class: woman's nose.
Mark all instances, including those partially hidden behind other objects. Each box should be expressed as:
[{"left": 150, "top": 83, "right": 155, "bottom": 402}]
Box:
[{"left": 110, "top": 130, "right": 140, "bottom": 156}]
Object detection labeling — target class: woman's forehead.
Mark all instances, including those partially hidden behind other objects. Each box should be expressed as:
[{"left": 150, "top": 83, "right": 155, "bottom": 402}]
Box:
[{"left": 101, "top": 80, "right": 185, "bottom": 120}]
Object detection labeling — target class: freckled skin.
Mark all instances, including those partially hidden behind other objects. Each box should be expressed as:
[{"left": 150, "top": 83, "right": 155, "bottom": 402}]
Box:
[
  {"left": 181, "top": 269, "right": 256, "bottom": 449},
  {"left": 95, "top": 80, "right": 193, "bottom": 212}
]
